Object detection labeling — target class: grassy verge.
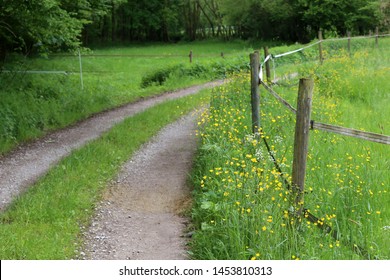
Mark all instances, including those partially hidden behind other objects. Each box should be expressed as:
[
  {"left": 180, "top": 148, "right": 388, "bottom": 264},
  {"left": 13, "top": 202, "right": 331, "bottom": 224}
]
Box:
[
  {"left": 0, "top": 89, "right": 210, "bottom": 259},
  {"left": 0, "top": 41, "right": 252, "bottom": 155},
  {"left": 190, "top": 41, "right": 389, "bottom": 259}
]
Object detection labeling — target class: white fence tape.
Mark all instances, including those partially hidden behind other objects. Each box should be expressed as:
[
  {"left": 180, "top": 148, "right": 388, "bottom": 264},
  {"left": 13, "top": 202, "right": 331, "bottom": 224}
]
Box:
[{"left": 273, "top": 41, "right": 321, "bottom": 59}]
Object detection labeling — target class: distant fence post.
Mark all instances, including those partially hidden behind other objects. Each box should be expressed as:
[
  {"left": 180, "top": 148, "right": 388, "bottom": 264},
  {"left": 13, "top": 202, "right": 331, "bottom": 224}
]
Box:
[
  {"left": 347, "top": 31, "right": 351, "bottom": 55},
  {"left": 375, "top": 27, "right": 379, "bottom": 47},
  {"left": 221, "top": 52, "right": 224, "bottom": 58},
  {"left": 78, "top": 49, "right": 84, "bottom": 90},
  {"left": 263, "top": 46, "right": 271, "bottom": 83},
  {"left": 250, "top": 51, "right": 260, "bottom": 134},
  {"left": 318, "top": 30, "right": 323, "bottom": 64},
  {"left": 189, "top": 50, "right": 193, "bottom": 63},
  {"left": 292, "top": 78, "right": 314, "bottom": 216}
]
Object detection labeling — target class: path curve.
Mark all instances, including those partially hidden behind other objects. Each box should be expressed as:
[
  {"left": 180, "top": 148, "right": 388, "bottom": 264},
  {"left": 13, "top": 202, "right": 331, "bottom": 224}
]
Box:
[
  {"left": 0, "top": 81, "right": 222, "bottom": 211},
  {"left": 82, "top": 112, "right": 200, "bottom": 260}
]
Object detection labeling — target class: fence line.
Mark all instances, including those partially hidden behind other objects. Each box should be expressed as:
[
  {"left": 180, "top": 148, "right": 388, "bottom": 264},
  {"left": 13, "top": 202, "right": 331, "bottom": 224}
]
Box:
[
  {"left": 1, "top": 70, "right": 69, "bottom": 75},
  {"left": 250, "top": 33, "right": 389, "bottom": 254},
  {"left": 50, "top": 52, "right": 228, "bottom": 59},
  {"left": 259, "top": 31, "right": 390, "bottom": 83},
  {"left": 256, "top": 29, "right": 390, "bottom": 146},
  {"left": 261, "top": 80, "right": 390, "bottom": 145}
]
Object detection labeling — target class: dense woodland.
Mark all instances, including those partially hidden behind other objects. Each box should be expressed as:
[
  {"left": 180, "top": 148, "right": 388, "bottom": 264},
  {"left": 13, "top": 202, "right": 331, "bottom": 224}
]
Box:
[{"left": 1, "top": 0, "right": 390, "bottom": 58}]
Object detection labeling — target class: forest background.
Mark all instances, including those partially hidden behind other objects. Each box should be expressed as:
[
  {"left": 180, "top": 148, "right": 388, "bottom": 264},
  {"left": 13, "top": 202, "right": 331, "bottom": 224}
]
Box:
[{"left": 1, "top": 0, "right": 390, "bottom": 58}]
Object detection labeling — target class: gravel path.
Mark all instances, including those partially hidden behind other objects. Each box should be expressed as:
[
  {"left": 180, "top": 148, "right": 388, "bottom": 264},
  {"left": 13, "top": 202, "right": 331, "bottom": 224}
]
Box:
[
  {"left": 0, "top": 81, "right": 222, "bottom": 212},
  {"left": 82, "top": 112, "right": 200, "bottom": 260}
]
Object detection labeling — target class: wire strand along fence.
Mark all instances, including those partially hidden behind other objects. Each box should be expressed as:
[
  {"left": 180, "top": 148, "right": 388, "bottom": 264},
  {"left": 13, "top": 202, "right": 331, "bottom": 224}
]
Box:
[
  {"left": 249, "top": 31, "right": 390, "bottom": 258},
  {"left": 0, "top": 49, "right": 232, "bottom": 94},
  {"left": 0, "top": 49, "right": 229, "bottom": 91}
]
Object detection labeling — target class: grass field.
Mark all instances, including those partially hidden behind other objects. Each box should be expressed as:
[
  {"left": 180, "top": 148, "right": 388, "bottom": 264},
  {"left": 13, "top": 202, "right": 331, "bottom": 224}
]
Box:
[
  {"left": 0, "top": 40, "right": 253, "bottom": 155},
  {"left": 190, "top": 37, "right": 389, "bottom": 260}
]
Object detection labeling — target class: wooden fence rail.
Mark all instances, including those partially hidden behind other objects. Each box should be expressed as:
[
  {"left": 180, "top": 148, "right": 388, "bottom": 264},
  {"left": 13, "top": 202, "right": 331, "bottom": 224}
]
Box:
[
  {"left": 311, "top": 121, "right": 390, "bottom": 145},
  {"left": 260, "top": 80, "right": 390, "bottom": 145}
]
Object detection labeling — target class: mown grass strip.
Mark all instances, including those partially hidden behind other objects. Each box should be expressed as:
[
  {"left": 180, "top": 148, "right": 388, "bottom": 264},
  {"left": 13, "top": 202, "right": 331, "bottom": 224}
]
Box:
[{"left": 0, "top": 90, "right": 211, "bottom": 260}]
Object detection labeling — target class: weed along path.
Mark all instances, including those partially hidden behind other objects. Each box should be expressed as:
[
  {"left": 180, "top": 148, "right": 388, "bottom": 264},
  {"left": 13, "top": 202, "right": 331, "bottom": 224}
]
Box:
[
  {"left": 0, "top": 81, "right": 222, "bottom": 212},
  {"left": 82, "top": 112, "right": 200, "bottom": 260}
]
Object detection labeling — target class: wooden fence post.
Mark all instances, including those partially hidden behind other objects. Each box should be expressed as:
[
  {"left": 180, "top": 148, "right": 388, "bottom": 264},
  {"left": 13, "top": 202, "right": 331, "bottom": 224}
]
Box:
[
  {"left": 250, "top": 51, "right": 260, "bottom": 134},
  {"left": 318, "top": 30, "right": 323, "bottom": 64},
  {"left": 78, "top": 49, "right": 84, "bottom": 90},
  {"left": 292, "top": 78, "right": 314, "bottom": 216},
  {"left": 189, "top": 50, "right": 193, "bottom": 63},
  {"left": 375, "top": 27, "right": 379, "bottom": 47},
  {"left": 263, "top": 46, "right": 271, "bottom": 83},
  {"left": 347, "top": 31, "right": 351, "bottom": 55}
]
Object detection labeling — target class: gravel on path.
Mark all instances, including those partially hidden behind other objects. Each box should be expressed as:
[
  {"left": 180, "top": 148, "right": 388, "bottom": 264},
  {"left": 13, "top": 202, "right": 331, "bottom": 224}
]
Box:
[
  {"left": 82, "top": 111, "right": 201, "bottom": 260},
  {"left": 0, "top": 81, "right": 222, "bottom": 212}
]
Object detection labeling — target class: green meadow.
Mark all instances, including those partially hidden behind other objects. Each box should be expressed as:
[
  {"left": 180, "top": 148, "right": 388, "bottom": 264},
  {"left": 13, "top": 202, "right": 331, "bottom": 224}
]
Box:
[{"left": 0, "top": 41, "right": 253, "bottom": 154}]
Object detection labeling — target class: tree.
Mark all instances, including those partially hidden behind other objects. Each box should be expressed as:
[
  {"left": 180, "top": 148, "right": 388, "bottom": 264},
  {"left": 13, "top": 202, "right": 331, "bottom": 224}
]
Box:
[
  {"left": 0, "top": 0, "right": 87, "bottom": 58},
  {"left": 297, "top": 0, "right": 381, "bottom": 36},
  {"left": 379, "top": 0, "right": 390, "bottom": 30},
  {"left": 219, "top": 0, "right": 304, "bottom": 41}
]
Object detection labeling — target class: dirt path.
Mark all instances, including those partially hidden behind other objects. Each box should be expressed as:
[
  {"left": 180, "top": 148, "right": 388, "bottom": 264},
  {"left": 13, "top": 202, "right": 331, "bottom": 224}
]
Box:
[
  {"left": 82, "top": 112, "right": 200, "bottom": 260},
  {"left": 0, "top": 81, "right": 222, "bottom": 212}
]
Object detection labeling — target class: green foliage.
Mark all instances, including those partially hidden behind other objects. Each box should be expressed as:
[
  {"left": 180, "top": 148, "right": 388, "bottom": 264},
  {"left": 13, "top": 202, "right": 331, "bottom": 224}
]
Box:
[
  {"left": 298, "top": 0, "right": 381, "bottom": 36},
  {"left": 1, "top": 0, "right": 387, "bottom": 56},
  {"left": 0, "top": 0, "right": 82, "bottom": 54},
  {"left": 140, "top": 57, "right": 250, "bottom": 88},
  {"left": 141, "top": 64, "right": 187, "bottom": 88}
]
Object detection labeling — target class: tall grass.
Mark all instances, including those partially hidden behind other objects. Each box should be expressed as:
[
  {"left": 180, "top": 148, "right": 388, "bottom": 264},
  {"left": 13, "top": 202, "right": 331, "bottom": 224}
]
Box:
[{"left": 190, "top": 39, "right": 389, "bottom": 260}]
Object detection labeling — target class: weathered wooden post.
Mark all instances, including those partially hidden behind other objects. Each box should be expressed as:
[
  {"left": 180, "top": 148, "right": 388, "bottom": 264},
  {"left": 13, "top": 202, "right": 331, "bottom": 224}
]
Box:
[
  {"left": 347, "top": 31, "right": 351, "bottom": 55},
  {"left": 221, "top": 52, "right": 224, "bottom": 58},
  {"left": 375, "top": 27, "right": 379, "bottom": 47},
  {"left": 189, "top": 50, "right": 193, "bottom": 63},
  {"left": 292, "top": 78, "right": 314, "bottom": 216},
  {"left": 318, "top": 30, "right": 323, "bottom": 64},
  {"left": 250, "top": 51, "right": 260, "bottom": 134},
  {"left": 264, "top": 46, "right": 271, "bottom": 83}
]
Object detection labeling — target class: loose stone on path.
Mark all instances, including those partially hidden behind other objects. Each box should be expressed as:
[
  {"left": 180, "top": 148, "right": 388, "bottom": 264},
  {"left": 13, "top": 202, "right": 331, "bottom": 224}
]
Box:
[{"left": 82, "top": 112, "right": 201, "bottom": 260}]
